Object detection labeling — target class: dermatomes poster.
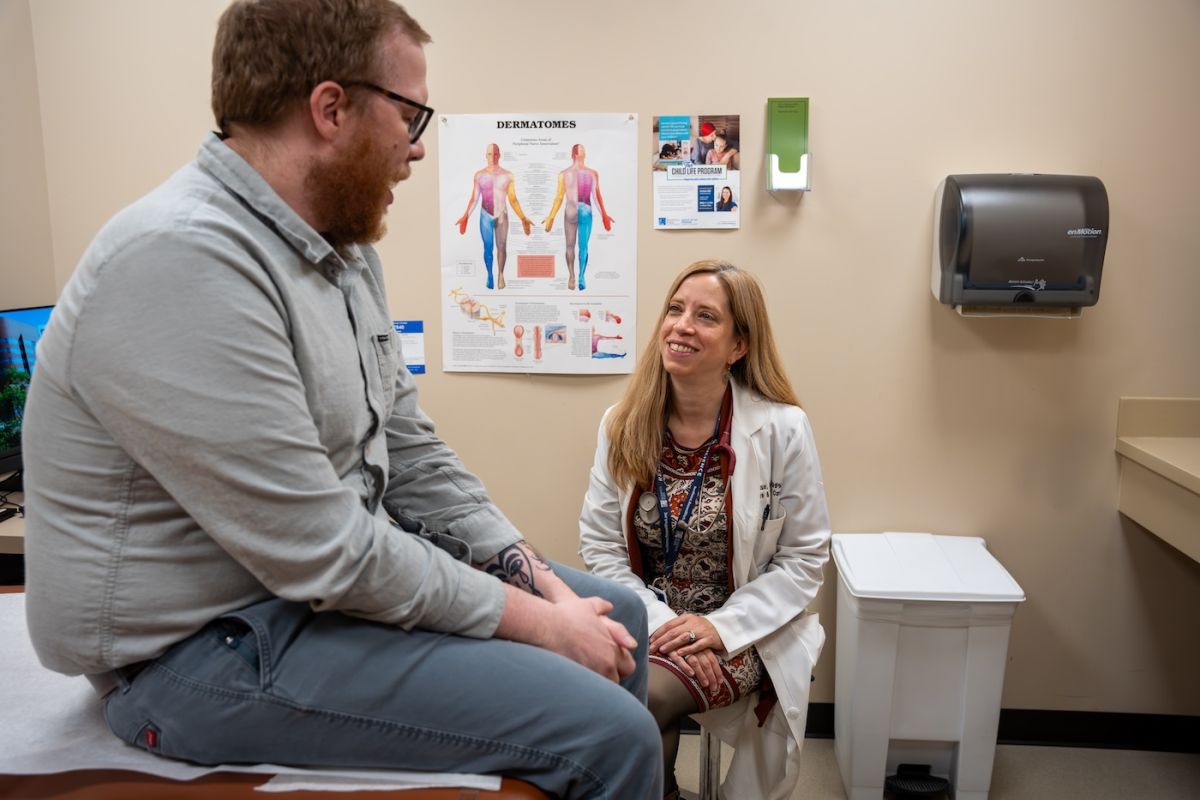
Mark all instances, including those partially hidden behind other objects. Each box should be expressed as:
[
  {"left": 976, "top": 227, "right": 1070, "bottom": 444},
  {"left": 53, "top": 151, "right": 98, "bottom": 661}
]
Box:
[{"left": 438, "top": 113, "right": 637, "bottom": 374}]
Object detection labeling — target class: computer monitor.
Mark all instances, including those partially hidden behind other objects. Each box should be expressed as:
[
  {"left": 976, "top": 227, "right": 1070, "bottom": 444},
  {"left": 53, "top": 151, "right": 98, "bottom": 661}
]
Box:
[{"left": 1, "top": 304, "right": 54, "bottom": 490}]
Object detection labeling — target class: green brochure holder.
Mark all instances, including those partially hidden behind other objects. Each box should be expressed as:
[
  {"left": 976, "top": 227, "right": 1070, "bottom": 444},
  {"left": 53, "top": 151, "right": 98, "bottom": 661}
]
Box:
[{"left": 767, "top": 97, "right": 810, "bottom": 191}]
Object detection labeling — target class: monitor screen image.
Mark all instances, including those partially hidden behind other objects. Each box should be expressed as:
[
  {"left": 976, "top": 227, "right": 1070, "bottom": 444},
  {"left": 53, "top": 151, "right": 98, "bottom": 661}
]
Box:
[{"left": 1, "top": 305, "right": 54, "bottom": 475}]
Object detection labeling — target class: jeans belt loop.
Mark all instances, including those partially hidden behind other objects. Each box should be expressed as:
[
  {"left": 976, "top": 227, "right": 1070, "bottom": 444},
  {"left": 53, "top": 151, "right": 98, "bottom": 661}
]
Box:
[
  {"left": 85, "top": 671, "right": 120, "bottom": 697},
  {"left": 85, "top": 662, "right": 148, "bottom": 698}
]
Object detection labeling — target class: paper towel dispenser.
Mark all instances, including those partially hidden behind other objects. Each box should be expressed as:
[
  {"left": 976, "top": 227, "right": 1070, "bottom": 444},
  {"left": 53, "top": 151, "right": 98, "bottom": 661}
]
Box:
[{"left": 931, "top": 174, "right": 1108, "bottom": 316}]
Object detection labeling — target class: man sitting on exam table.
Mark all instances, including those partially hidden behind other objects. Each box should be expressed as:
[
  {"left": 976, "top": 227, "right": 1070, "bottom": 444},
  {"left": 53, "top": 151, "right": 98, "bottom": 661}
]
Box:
[{"left": 18, "top": 2, "right": 660, "bottom": 798}]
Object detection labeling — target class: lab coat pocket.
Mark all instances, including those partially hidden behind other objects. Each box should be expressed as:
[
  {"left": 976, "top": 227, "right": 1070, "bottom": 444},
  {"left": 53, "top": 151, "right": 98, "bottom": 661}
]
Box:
[{"left": 754, "top": 509, "right": 787, "bottom": 567}]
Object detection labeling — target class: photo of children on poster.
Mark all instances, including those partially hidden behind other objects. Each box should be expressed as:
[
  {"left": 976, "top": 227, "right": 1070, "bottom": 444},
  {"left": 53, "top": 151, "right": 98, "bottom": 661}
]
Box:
[{"left": 652, "top": 114, "right": 740, "bottom": 230}]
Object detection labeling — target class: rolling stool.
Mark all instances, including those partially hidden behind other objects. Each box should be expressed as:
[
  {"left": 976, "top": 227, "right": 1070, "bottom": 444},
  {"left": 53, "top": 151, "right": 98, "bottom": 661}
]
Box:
[
  {"left": 697, "top": 676, "right": 816, "bottom": 800},
  {"left": 699, "top": 726, "right": 721, "bottom": 800}
]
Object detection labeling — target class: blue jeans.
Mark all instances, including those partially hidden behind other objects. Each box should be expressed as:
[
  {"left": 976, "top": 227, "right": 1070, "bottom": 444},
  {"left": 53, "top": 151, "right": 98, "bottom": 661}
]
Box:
[{"left": 103, "top": 563, "right": 662, "bottom": 799}]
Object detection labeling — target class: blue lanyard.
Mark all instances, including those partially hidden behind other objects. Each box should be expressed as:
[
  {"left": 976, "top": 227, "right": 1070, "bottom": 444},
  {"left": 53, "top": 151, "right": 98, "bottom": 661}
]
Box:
[{"left": 655, "top": 412, "right": 722, "bottom": 580}]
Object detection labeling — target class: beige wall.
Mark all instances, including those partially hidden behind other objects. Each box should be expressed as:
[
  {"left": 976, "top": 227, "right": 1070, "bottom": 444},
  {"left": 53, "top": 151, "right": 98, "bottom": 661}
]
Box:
[
  {"left": 1, "top": 0, "right": 55, "bottom": 307},
  {"left": 11, "top": 0, "right": 1200, "bottom": 715}
]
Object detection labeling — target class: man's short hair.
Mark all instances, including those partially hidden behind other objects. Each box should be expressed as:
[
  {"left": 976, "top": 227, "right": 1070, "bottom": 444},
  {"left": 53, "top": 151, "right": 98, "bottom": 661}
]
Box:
[{"left": 212, "top": 0, "right": 431, "bottom": 135}]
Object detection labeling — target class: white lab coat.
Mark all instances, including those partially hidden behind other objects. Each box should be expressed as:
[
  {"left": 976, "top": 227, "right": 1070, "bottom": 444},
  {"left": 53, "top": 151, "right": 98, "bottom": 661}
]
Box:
[{"left": 579, "top": 380, "right": 831, "bottom": 800}]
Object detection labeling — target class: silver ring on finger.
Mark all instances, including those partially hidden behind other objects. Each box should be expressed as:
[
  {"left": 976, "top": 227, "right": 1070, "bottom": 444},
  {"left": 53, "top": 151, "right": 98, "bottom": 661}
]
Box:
[{"left": 687, "top": 630, "right": 697, "bottom": 643}]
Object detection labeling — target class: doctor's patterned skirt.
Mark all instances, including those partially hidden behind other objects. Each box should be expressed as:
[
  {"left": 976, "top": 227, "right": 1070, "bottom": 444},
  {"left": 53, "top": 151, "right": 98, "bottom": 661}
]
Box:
[{"left": 637, "top": 432, "right": 765, "bottom": 711}]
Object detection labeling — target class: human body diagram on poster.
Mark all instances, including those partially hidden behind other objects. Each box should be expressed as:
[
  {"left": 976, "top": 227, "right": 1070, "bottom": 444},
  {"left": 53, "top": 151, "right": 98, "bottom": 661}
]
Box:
[{"left": 438, "top": 114, "right": 637, "bottom": 375}]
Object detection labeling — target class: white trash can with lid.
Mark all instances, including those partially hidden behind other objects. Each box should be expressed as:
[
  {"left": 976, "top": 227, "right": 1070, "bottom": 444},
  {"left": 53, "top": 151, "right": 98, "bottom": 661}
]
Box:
[{"left": 832, "top": 532, "right": 1025, "bottom": 800}]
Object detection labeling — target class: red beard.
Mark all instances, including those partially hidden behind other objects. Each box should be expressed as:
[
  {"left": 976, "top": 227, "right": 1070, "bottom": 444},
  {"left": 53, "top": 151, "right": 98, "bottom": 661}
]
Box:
[{"left": 306, "top": 128, "right": 400, "bottom": 248}]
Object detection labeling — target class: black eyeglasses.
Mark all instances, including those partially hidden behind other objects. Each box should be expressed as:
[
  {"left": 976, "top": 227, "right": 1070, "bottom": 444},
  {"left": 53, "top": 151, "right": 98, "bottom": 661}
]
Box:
[{"left": 343, "top": 80, "right": 433, "bottom": 144}]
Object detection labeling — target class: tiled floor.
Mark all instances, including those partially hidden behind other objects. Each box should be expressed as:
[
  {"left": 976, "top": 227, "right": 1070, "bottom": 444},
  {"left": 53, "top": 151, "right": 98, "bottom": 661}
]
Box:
[{"left": 675, "top": 734, "right": 1200, "bottom": 799}]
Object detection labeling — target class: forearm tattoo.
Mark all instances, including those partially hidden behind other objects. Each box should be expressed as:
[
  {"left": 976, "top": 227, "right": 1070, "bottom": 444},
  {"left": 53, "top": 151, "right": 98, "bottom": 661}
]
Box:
[{"left": 484, "top": 541, "right": 552, "bottom": 597}]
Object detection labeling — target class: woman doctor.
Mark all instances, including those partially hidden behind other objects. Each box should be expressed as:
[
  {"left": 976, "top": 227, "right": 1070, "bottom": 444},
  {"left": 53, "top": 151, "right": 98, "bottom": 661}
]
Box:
[{"left": 579, "top": 260, "right": 831, "bottom": 800}]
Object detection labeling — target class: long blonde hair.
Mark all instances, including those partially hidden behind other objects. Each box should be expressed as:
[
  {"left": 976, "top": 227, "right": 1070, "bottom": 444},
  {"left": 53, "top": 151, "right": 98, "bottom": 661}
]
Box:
[{"left": 605, "top": 260, "right": 800, "bottom": 490}]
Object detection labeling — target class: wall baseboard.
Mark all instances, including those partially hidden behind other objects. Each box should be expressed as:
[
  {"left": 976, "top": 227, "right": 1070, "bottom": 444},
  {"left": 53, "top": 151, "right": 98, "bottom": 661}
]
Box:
[
  {"left": 995, "top": 707, "right": 1199, "bottom": 753},
  {"left": 0, "top": 555, "right": 23, "bottom": 586},
  {"left": 684, "top": 703, "right": 1200, "bottom": 754}
]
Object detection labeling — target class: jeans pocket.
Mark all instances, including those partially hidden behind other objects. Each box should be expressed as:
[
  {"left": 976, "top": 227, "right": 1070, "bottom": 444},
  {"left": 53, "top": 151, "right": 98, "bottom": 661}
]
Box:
[{"left": 214, "top": 618, "right": 261, "bottom": 674}]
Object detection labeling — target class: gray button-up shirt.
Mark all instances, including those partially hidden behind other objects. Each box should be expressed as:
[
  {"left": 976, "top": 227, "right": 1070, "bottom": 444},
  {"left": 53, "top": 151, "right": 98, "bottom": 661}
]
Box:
[{"left": 23, "top": 134, "right": 518, "bottom": 676}]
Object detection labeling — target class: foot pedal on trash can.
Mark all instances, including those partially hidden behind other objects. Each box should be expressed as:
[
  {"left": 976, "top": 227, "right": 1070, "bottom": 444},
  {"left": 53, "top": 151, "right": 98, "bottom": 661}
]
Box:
[{"left": 884, "top": 763, "right": 950, "bottom": 799}]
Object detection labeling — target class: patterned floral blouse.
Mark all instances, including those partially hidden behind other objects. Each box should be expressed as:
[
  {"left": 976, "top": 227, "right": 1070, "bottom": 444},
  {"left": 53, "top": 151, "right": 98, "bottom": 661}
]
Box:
[{"left": 635, "top": 429, "right": 764, "bottom": 710}]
